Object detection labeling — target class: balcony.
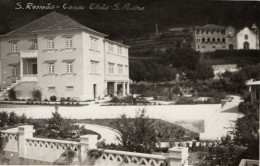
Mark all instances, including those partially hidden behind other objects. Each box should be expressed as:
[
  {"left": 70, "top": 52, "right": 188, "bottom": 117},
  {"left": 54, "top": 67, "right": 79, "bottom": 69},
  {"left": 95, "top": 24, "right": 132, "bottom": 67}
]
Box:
[
  {"left": 20, "top": 50, "right": 38, "bottom": 58},
  {"left": 21, "top": 74, "right": 38, "bottom": 82}
]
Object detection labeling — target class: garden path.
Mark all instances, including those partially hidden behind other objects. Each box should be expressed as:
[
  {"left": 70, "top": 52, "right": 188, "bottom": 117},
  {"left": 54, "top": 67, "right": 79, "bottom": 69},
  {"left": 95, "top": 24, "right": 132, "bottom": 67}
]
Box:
[{"left": 77, "top": 123, "right": 121, "bottom": 145}]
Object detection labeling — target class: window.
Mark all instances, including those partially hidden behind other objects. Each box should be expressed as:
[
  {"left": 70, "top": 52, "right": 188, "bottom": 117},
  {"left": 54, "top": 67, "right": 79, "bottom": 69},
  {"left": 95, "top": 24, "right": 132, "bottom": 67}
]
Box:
[
  {"left": 245, "top": 34, "right": 248, "bottom": 40},
  {"left": 117, "top": 46, "right": 122, "bottom": 55},
  {"left": 66, "top": 62, "right": 73, "bottom": 73},
  {"left": 11, "top": 43, "right": 17, "bottom": 52},
  {"left": 212, "top": 38, "right": 216, "bottom": 42},
  {"left": 91, "top": 61, "right": 99, "bottom": 73},
  {"left": 207, "top": 38, "right": 210, "bottom": 43},
  {"left": 217, "top": 38, "right": 220, "bottom": 42},
  {"left": 12, "top": 67, "right": 18, "bottom": 76},
  {"left": 202, "top": 30, "right": 205, "bottom": 34},
  {"left": 90, "top": 37, "right": 98, "bottom": 50},
  {"left": 196, "top": 30, "right": 200, "bottom": 34},
  {"left": 66, "top": 86, "right": 74, "bottom": 91},
  {"left": 108, "top": 44, "right": 114, "bottom": 53},
  {"left": 212, "top": 46, "right": 216, "bottom": 48},
  {"left": 47, "top": 39, "right": 54, "bottom": 49},
  {"left": 221, "top": 30, "right": 225, "bottom": 35},
  {"left": 202, "top": 38, "right": 205, "bottom": 43},
  {"left": 222, "top": 38, "right": 226, "bottom": 43},
  {"left": 118, "top": 64, "right": 123, "bottom": 74},
  {"left": 66, "top": 37, "right": 73, "bottom": 48},
  {"left": 48, "top": 63, "right": 55, "bottom": 74},
  {"left": 206, "top": 30, "right": 209, "bottom": 35},
  {"left": 211, "top": 30, "right": 214, "bottom": 35},
  {"left": 108, "top": 63, "right": 114, "bottom": 73},
  {"left": 32, "top": 41, "right": 38, "bottom": 50},
  {"left": 125, "top": 65, "right": 128, "bottom": 74},
  {"left": 48, "top": 87, "right": 55, "bottom": 91}
]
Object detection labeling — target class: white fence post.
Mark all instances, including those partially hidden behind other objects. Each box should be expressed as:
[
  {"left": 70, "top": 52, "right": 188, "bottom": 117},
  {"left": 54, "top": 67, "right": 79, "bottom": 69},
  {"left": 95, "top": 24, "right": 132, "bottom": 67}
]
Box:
[
  {"left": 18, "top": 125, "right": 34, "bottom": 158},
  {"left": 168, "top": 147, "right": 189, "bottom": 166},
  {"left": 79, "top": 134, "right": 98, "bottom": 165}
]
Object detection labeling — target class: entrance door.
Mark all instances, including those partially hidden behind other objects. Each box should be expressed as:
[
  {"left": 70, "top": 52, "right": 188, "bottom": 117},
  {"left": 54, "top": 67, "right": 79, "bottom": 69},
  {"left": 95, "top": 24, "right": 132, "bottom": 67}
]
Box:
[
  {"left": 32, "top": 64, "right": 37, "bottom": 74},
  {"left": 93, "top": 84, "right": 96, "bottom": 99}
]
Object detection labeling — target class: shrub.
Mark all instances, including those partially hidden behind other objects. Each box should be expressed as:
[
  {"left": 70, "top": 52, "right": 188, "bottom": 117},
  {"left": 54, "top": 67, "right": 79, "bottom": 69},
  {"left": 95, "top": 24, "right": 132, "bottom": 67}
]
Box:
[
  {"left": 43, "top": 99, "right": 49, "bottom": 102},
  {"left": 7, "top": 88, "right": 20, "bottom": 101},
  {"left": 4, "top": 98, "right": 8, "bottom": 101},
  {"left": 8, "top": 112, "right": 20, "bottom": 125},
  {"left": 0, "top": 111, "right": 8, "bottom": 127},
  {"left": 50, "top": 96, "right": 57, "bottom": 101},
  {"left": 31, "top": 89, "right": 42, "bottom": 101},
  {"left": 110, "top": 96, "right": 119, "bottom": 103},
  {"left": 19, "top": 113, "right": 27, "bottom": 123},
  {"left": 0, "top": 132, "right": 8, "bottom": 152},
  {"left": 115, "top": 109, "right": 157, "bottom": 153}
]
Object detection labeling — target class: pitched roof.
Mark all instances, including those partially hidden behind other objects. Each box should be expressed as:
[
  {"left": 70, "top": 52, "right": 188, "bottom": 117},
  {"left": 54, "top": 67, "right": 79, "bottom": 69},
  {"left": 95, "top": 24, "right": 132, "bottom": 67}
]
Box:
[
  {"left": 3, "top": 11, "right": 106, "bottom": 36},
  {"left": 195, "top": 24, "right": 225, "bottom": 29}
]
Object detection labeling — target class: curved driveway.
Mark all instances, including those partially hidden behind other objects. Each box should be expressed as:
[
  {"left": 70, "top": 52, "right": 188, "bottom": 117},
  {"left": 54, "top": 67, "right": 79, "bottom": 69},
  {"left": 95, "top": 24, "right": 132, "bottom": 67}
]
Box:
[{"left": 77, "top": 123, "right": 121, "bottom": 145}]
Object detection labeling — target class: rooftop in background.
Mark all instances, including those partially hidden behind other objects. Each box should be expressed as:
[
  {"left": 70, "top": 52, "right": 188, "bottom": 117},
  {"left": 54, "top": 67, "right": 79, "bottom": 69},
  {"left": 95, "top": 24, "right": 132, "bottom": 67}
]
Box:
[
  {"left": 2, "top": 11, "right": 107, "bottom": 37},
  {"left": 247, "top": 81, "right": 260, "bottom": 86},
  {"left": 195, "top": 24, "right": 226, "bottom": 29}
]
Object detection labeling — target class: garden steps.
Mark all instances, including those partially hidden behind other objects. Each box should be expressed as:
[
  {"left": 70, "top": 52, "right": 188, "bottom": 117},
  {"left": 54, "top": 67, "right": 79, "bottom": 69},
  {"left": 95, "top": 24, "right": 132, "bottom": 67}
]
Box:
[{"left": 0, "top": 80, "right": 21, "bottom": 100}]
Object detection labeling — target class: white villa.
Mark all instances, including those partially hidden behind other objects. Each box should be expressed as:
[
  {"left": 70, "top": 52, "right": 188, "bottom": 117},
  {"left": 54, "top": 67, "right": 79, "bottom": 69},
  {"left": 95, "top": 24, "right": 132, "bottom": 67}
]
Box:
[{"left": 0, "top": 12, "right": 130, "bottom": 101}]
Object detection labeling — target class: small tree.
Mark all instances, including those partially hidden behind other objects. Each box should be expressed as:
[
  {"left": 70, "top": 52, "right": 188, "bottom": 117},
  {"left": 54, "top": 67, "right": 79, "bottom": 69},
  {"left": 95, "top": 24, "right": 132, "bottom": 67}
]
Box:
[
  {"left": 31, "top": 89, "right": 42, "bottom": 101},
  {"left": 7, "top": 88, "right": 20, "bottom": 101},
  {"left": 115, "top": 109, "right": 157, "bottom": 153},
  {"left": 193, "top": 62, "right": 214, "bottom": 81}
]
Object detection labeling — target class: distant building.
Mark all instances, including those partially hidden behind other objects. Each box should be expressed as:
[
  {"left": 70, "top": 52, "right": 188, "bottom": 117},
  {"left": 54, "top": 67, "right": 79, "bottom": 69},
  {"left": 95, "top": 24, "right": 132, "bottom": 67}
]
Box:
[
  {"left": 212, "top": 64, "right": 238, "bottom": 79},
  {"left": 124, "top": 28, "right": 194, "bottom": 54},
  {"left": 0, "top": 12, "right": 130, "bottom": 100},
  {"left": 194, "top": 24, "right": 236, "bottom": 52},
  {"left": 236, "top": 24, "right": 259, "bottom": 50}
]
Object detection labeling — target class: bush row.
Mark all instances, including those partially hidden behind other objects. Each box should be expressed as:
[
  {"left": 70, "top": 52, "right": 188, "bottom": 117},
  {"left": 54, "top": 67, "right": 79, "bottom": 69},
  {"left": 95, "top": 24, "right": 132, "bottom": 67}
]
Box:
[{"left": 0, "top": 111, "right": 27, "bottom": 127}]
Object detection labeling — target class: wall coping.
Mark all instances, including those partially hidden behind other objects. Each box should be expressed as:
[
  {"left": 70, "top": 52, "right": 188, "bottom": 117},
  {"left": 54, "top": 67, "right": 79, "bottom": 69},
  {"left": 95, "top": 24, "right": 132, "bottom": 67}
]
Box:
[
  {"left": 26, "top": 137, "right": 79, "bottom": 145},
  {"left": 98, "top": 149, "right": 166, "bottom": 160}
]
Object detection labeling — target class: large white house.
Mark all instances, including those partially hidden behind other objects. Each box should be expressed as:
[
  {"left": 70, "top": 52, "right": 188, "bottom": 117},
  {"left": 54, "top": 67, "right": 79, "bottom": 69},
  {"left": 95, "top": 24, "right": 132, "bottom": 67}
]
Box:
[{"left": 0, "top": 12, "right": 130, "bottom": 101}]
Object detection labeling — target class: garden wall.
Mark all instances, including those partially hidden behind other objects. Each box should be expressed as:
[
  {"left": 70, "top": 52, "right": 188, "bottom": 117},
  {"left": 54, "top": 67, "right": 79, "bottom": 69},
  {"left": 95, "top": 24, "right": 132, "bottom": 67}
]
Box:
[{"left": 1, "top": 125, "right": 190, "bottom": 166}]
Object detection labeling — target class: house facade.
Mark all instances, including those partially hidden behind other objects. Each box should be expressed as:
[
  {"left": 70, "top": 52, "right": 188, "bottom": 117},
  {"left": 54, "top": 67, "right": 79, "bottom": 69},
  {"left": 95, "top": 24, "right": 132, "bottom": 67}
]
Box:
[
  {"left": 194, "top": 24, "right": 236, "bottom": 52},
  {"left": 236, "top": 24, "right": 259, "bottom": 50},
  {"left": 0, "top": 12, "right": 130, "bottom": 101}
]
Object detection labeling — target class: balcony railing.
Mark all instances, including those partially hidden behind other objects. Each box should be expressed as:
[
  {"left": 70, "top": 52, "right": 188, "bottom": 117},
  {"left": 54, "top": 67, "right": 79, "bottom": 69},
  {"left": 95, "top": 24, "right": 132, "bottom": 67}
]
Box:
[
  {"left": 21, "top": 74, "right": 38, "bottom": 82},
  {"left": 20, "top": 50, "right": 38, "bottom": 58}
]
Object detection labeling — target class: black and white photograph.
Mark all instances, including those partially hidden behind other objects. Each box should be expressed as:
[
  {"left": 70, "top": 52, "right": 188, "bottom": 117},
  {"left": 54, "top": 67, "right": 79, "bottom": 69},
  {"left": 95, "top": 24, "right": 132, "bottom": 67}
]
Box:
[{"left": 0, "top": 0, "right": 259, "bottom": 165}]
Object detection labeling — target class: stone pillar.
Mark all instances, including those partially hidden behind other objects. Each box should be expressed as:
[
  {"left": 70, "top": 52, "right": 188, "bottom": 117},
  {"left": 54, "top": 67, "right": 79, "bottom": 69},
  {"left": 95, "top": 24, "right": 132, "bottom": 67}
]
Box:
[
  {"left": 168, "top": 147, "right": 189, "bottom": 166},
  {"left": 122, "top": 82, "right": 126, "bottom": 96},
  {"left": 126, "top": 82, "right": 130, "bottom": 95},
  {"left": 114, "top": 82, "right": 118, "bottom": 96},
  {"left": 79, "top": 135, "right": 98, "bottom": 165},
  {"left": 20, "top": 59, "right": 23, "bottom": 79},
  {"left": 18, "top": 125, "right": 34, "bottom": 158}
]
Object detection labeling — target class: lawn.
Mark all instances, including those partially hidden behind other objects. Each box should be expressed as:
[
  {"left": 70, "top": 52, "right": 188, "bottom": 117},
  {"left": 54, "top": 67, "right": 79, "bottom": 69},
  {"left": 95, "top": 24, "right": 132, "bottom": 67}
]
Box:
[{"left": 76, "top": 119, "right": 199, "bottom": 142}]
